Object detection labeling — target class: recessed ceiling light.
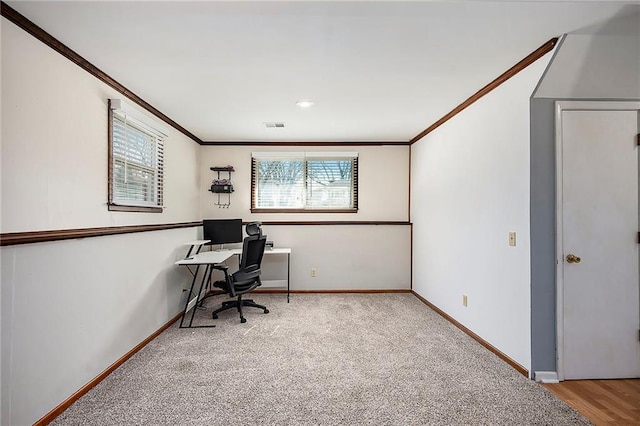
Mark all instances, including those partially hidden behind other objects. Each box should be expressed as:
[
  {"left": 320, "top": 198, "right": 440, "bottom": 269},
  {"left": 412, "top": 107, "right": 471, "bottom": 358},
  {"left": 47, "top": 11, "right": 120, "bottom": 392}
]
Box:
[{"left": 296, "top": 99, "right": 314, "bottom": 108}]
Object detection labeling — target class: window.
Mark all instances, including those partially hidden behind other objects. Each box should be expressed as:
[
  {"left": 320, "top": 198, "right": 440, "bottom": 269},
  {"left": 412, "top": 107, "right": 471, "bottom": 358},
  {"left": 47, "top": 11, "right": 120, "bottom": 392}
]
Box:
[
  {"left": 108, "top": 99, "right": 166, "bottom": 212},
  {"left": 251, "top": 152, "right": 358, "bottom": 212}
]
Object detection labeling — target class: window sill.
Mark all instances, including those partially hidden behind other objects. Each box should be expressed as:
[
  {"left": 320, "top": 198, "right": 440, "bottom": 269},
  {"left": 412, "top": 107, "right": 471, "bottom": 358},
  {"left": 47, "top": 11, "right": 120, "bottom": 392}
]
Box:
[
  {"left": 250, "top": 208, "right": 357, "bottom": 214},
  {"left": 108, "top": 204, "right": 163, "bottom": 213}
]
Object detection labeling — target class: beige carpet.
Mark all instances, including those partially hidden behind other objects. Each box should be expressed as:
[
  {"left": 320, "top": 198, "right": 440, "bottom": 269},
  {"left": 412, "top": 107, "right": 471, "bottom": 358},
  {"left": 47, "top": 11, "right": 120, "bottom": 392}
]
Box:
[{"left": 52, "top": 293, "right": 590, "bottom": 425}]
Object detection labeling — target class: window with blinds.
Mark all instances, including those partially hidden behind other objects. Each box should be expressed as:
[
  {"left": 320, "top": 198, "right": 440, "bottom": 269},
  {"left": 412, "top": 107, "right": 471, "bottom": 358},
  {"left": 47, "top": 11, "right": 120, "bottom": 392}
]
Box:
[
  {"left": 108, "top": 99, "right": 165, "bottom": 212},
  {"left": 251, "top": 152, "right": 358, "bottom": 212}
]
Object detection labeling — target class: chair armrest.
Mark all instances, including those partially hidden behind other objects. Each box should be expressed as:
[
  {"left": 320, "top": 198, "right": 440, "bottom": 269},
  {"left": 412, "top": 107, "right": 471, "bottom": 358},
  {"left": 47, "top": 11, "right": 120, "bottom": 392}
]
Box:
[
  {"left": 211, "top": 263, "right": 229, "bottom": 271},
  {"left": 211, "top": 263, "right": 234, "bottom": 296}
]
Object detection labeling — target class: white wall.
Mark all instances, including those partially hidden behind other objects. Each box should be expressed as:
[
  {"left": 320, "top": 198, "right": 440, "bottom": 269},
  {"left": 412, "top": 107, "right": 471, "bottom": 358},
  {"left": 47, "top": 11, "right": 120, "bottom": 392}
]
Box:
[
  {"left": 257, "top": 224, "right": 411, "bottom": 291},
  {"left": 1, "top": 19, "right": 201, "bottom": 425},
  {"left": 199, "top": 145, "right": 409, "bottom": 222},
  {"left": 0, "top": 229, "right": 198, "bottom": 425},
  {"left": 1, "top": 22, "right": 201, "bottom": 232},
  {"left": 411, "top": 55, "right": 552, "bottom": 372},
  {"left": 198, "top": 145, "right": 411, "bottom": 291},
  {"left": 533, "top": 11, "right": 639, "bottom": 99}
]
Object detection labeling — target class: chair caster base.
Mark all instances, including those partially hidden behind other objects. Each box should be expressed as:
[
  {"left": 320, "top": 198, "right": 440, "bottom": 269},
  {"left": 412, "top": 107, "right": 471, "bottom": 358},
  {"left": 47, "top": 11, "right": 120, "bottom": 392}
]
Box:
[{"left": 211, "top": 299, "right": 269, "bottom": 322}]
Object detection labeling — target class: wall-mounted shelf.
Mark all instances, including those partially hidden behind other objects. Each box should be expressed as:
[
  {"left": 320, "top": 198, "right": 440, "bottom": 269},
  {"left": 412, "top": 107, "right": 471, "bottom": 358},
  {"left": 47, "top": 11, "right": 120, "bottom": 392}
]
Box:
[
  {"left": 210, "top": 166, "right": 235, "bottom": 172},
  {"left": 209, "top": 166, "right": 234, "bottom": 207}
]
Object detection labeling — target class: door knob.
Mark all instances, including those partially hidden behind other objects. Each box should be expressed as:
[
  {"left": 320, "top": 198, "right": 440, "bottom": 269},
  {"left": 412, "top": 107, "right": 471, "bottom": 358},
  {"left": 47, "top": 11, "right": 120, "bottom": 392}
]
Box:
[{"left": 566, "top": 254, "right": 581, "bottom": 264}]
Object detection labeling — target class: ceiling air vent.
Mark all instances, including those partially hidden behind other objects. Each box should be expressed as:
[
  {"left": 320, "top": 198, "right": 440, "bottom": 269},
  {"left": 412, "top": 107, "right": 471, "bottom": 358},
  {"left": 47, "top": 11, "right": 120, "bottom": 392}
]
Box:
[{"left": 264, "top": 122, "right": 285, "bottom": 128}]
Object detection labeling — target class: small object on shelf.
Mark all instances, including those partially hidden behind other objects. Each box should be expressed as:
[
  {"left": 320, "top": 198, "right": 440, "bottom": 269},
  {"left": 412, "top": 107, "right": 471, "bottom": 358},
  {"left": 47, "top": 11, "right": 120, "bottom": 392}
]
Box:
[
  {"left": 210, "top": 183, "right": 234, "bottom": 193},
  {"left": 212, "top": 179, "right": 232, "bottom": 185},
  {"left": 209, "top": 165, "right": 234, "bottom": 207},
  {"left": 210, "top": 185, "right": 233, "bottom": 194}
]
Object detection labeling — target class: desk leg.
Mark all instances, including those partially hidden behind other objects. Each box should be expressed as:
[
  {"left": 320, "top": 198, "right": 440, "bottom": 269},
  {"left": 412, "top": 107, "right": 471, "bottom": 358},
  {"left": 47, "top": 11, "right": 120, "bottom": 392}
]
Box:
[
  {"left": 179, "top": 264, "right": 200, "bottom": 328},
  {"left": 188, "top": 265, "right": 215, "bottom": 328},
  {"left": 287, "top": 252, "right": 290, "bottom": 303},
  {"left": 180, "top": 265, "right": 216, "bottom": 328}
]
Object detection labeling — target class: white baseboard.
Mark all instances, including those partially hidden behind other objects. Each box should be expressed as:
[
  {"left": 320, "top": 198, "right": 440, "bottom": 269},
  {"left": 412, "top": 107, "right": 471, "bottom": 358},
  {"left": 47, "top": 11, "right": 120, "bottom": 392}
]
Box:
[{"left": 534, "top": 371, "right": 559, "bottom": 383}]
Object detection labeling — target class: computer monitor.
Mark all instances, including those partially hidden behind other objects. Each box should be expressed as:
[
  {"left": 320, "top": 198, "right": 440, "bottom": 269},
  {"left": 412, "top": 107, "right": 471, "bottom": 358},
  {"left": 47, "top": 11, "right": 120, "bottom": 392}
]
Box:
[{"left": 203, "top": 219, "right": 243, "bottom": 249}]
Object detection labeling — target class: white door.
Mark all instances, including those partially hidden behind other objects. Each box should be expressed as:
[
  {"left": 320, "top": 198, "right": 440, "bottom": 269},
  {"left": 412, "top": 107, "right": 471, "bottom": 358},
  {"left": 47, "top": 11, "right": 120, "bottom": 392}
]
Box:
[{"left": 557, "top": 102, "right": 640, "bottom": 380}]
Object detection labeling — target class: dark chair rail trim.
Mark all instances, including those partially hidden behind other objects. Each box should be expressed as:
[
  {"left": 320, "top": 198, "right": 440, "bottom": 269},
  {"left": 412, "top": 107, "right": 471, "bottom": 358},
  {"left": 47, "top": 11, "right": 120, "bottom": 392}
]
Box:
[
  {"left": 259, "top": 221, "right": 411, "bottom": 226},
  {"left": 0, "top": 222, "right": 202, "bottom": 246},
  {"left": 1, "top": 221, "right": 410, "bottom": 246}
]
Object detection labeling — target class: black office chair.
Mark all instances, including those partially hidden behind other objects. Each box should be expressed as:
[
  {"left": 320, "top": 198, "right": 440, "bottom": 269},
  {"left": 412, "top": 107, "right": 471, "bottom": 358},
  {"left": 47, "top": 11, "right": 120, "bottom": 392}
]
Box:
[{"left": 211, "top": 222, "right": 269, "bottom": 323}]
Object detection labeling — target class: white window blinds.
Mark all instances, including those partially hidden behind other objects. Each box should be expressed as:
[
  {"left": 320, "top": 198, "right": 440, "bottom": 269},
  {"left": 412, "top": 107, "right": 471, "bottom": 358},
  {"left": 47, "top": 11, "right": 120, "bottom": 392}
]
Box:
[
  {"left": 109, "top": 99, "right": 165, "bottom": 211},
  {"left": 251, "top": 152, "right": 358, "bottom": 212},
  {"left": 254, "top": 155, "right": 305, "bottom": 209},
  {"left": 306, "top": 156, "right": 356, "bottom": 209}
]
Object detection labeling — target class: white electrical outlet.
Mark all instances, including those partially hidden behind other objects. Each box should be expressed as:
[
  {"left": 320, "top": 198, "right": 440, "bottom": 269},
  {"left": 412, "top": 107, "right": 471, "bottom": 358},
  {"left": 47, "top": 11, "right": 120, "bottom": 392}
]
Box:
[
  {"left": 311, "top": 268, "right": 317, "bottom": 277},
  {"left": 509, "top": 231, "right": 516, "bottom": 246}
]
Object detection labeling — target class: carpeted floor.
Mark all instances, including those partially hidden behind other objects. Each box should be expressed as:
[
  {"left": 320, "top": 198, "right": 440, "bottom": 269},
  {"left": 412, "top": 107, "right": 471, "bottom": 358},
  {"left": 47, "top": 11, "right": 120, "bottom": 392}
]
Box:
[{"left": 52, "top": 293, "right": 591, "bottom": 425}]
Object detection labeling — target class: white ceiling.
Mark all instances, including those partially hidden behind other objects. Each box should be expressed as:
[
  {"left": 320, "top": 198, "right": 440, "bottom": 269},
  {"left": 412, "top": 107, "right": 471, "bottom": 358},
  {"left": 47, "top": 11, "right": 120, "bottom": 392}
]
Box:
[{"left": 5, "top": 1, "right": 639, "bottom": 142}]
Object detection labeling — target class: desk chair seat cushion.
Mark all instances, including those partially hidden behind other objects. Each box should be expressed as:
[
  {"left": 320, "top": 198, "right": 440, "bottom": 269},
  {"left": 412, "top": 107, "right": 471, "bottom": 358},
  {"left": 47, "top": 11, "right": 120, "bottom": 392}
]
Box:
[
  {"left": 211, "top": 269, "right": 261, "bottom": 295},
  {"left": 231, "top": 267, "right": 262, "bottom": 288}
]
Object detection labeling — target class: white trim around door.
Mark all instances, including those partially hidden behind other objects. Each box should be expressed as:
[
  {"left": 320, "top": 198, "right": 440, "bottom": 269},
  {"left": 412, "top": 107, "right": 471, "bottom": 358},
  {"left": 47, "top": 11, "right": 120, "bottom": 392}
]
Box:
[{"left": 555, "top": 100, "right": 640, "bottom": 381}]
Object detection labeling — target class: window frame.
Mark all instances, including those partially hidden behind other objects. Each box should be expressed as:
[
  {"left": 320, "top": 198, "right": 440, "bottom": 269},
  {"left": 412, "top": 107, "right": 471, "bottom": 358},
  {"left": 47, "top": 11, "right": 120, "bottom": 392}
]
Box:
[
  {"left": 251, "top": 152, "right": 358, "bottom": 213},
  {"left": 108, "top": 99, "right": 166, "bottom": 213}
]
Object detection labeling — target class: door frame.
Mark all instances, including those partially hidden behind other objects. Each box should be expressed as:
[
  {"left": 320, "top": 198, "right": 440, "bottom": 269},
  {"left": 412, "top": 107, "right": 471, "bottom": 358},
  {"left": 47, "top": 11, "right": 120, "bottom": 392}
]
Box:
[{"left": 554, "top": 100, "right": 640, "bottom": 381}]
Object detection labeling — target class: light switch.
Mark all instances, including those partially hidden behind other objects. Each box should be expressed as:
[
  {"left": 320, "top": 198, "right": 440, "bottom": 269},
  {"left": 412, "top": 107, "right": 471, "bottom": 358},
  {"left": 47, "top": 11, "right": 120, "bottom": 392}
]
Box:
[{"left": 509, "top": 232, "right": 516, "bottom": 246}]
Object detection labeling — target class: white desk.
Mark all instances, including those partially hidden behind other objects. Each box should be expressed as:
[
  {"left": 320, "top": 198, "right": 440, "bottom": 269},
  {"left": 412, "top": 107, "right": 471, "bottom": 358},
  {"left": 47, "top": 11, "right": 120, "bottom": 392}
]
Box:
[
  {"left": 176, "top": 250, "right": 235, "bottom": 328},
  {"left": 175, "top": 247, "right": 292, "bottom": 328},
  {"left": 177, "top": 249, "right": 235, "bottom": 266},
  {"left": 182, "top": 240, "right": 210, "bottom": 258}
]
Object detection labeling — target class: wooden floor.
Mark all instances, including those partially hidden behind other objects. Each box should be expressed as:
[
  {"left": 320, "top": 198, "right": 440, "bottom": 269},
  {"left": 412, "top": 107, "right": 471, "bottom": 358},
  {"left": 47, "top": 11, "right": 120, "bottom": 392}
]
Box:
[{"left": 542, "top": 379, "right": 640, "bottom": 425}]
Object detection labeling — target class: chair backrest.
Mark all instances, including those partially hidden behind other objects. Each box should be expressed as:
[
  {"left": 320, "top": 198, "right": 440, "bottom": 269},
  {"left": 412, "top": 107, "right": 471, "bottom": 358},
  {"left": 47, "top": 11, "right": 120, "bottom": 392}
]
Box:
[
  {"left": 245, "top": 221, "right": 262, "bottom": 237},
  {"left": 240, "top": 222, "right": 265, "bottom": 270},
  {"left": 229, "top": 222, "right": 266, "bottom": 293},
  {"left": 239, "top": 233, "right": 267, "bottom": 272}
]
